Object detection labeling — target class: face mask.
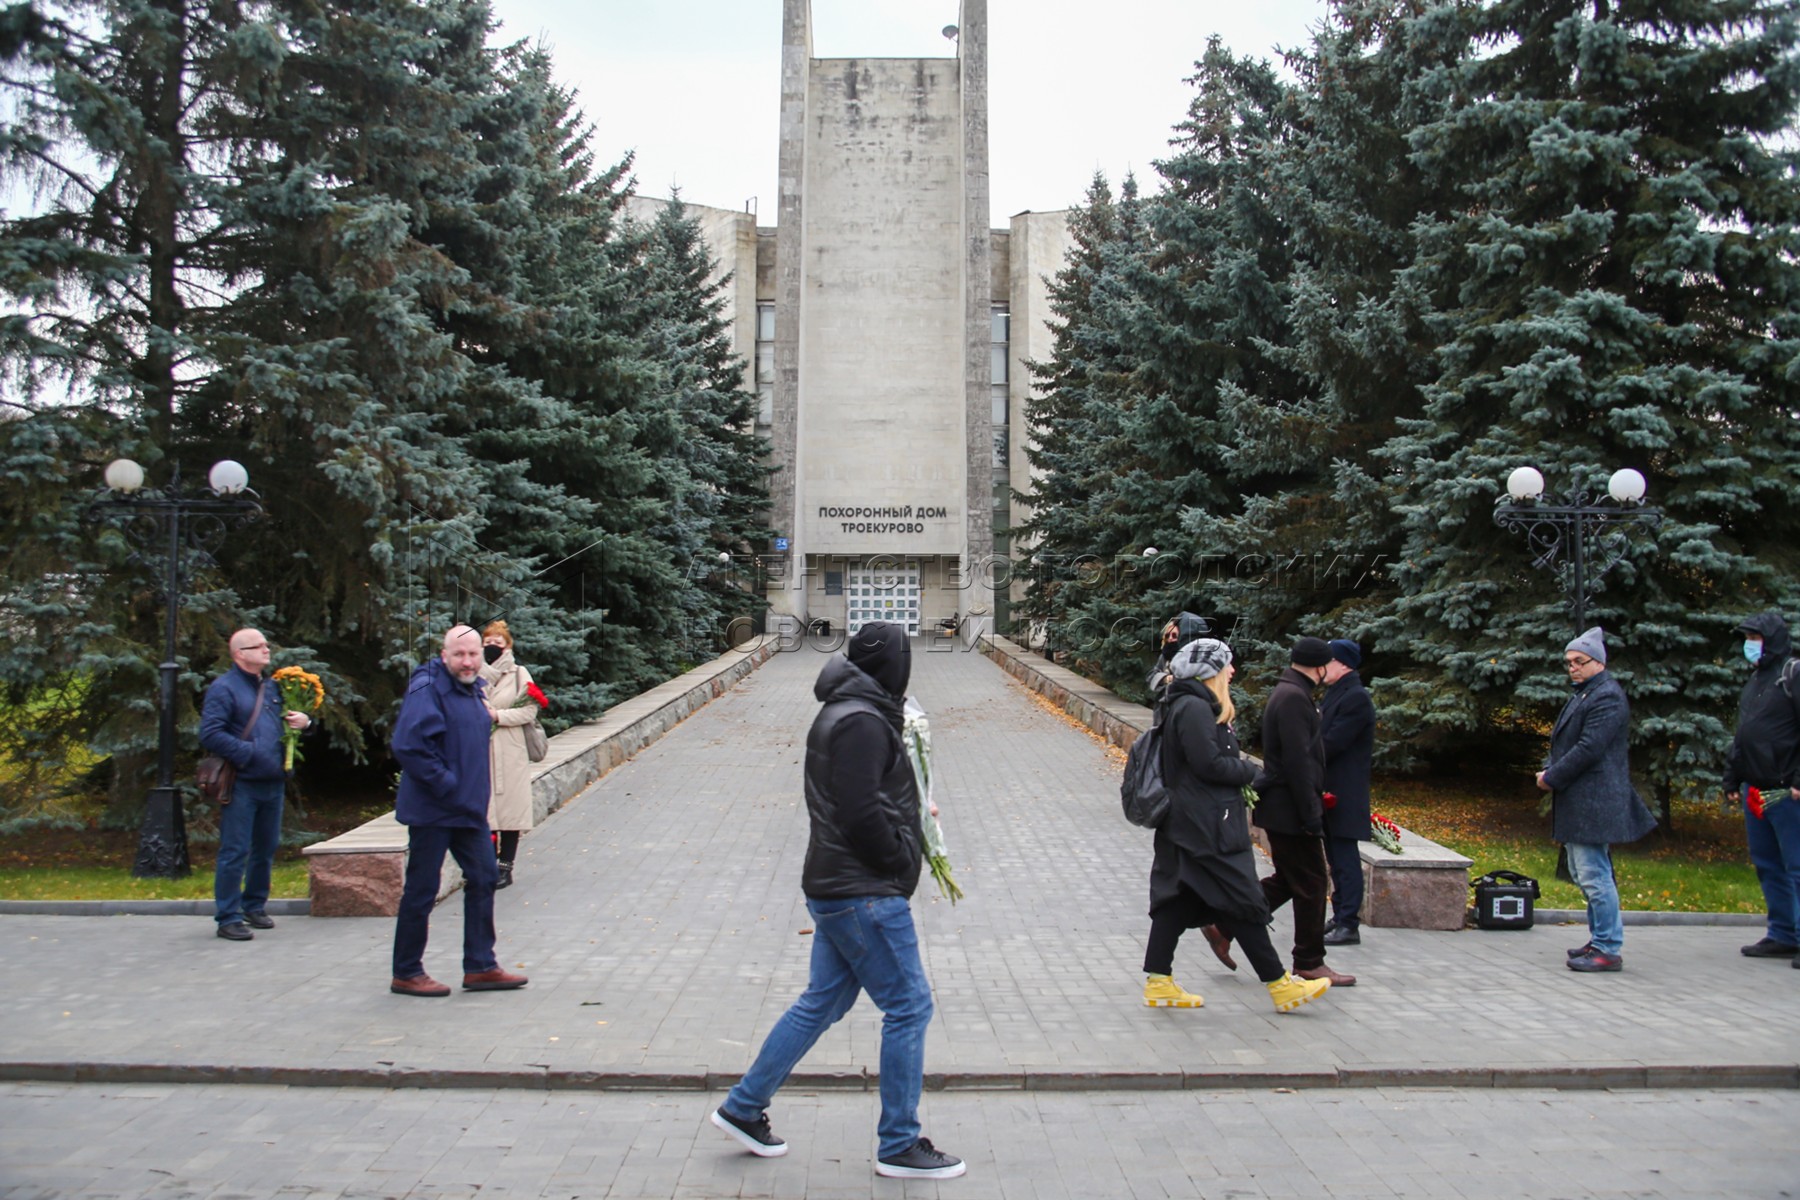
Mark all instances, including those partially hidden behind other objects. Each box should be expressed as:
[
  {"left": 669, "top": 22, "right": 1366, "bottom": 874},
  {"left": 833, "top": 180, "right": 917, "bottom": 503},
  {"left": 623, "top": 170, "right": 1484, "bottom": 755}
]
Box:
[
  {"left": 1745, "top": 640, "right": 1764, "bottom": 665},
  {"left": 483, "top": 644, "right": 504, "bottom": 664}
]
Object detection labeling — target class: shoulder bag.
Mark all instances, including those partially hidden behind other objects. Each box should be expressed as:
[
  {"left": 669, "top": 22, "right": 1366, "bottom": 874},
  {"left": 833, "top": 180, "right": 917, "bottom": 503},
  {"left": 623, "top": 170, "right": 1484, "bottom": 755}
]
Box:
[
  {"left": 518, "top": 667, "right": 549, "bottom": 763},
  {"left": 197, "top": 678, "right": 267, "bottom": 806}
]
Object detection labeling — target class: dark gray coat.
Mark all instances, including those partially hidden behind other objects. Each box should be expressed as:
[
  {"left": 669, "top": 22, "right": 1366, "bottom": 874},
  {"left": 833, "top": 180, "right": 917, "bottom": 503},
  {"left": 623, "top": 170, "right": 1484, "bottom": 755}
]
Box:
[
  {"left": 1542, "top": 671, "right": 1657, "bottom": 846},
  {"left": 1149, "top": 681, "right": 1269, "bottom": 925},
  {"left": 1319, "top": 672, "right": 1375, "bottom": 840}
]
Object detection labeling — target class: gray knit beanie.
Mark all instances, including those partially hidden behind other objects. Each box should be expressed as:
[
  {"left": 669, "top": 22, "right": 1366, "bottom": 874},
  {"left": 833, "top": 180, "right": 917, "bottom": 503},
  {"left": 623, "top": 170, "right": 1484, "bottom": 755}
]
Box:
[
  {"left": 1565, "top": 626, "right": 1607, "bottom": 665},
  {"left": 1170, "top": 638, "right": 1233, "bottom": 681}
]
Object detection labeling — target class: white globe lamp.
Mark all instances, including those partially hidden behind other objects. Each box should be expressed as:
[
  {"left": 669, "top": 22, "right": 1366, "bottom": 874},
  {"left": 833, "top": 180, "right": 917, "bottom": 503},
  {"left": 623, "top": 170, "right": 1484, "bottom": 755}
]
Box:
[
  {"left": 208, "top": 460, "right": 250, "bottom": 495},
  {"left": 1506, "top": 466, "right": 1545, "bottom": 502}
]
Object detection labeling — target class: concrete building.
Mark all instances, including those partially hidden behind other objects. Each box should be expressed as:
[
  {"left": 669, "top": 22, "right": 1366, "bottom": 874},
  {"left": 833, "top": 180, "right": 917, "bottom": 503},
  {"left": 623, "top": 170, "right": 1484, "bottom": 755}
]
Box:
[{"left": 631, "top": 0, "right": 1070, "bottom": 644}]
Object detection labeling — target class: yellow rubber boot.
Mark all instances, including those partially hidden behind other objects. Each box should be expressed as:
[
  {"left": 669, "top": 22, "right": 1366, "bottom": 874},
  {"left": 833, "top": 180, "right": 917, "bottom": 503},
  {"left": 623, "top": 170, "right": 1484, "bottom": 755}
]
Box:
[
  {"left": 1144, "top": 974, "right": 1204, "bottom": 1008},
  {"left": 1267, "top": 971, "right": 1330, "bottom": 1013}
]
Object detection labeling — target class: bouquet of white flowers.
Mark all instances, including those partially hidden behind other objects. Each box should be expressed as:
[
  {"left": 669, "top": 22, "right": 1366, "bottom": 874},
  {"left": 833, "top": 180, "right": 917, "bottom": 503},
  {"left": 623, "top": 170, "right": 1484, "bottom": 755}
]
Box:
[{"left": 902, "top": 696, "right": 964, "bottom": 904}]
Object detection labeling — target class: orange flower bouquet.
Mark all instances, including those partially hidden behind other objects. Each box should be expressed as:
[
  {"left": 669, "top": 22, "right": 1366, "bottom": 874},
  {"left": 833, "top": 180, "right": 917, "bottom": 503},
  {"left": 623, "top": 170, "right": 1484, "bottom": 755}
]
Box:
[{"left": 271, "top": 666, "right": 325, "bottom": 771}]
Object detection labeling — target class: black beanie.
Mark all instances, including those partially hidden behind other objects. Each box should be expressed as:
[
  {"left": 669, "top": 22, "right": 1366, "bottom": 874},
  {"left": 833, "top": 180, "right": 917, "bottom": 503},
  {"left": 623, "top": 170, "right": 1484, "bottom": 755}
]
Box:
[
  {"left": 847, "top": 622, "right": 911, "bottom": 697},
  {"left": 1290, "top": 636, "right": 1333, "bottom": 668}
]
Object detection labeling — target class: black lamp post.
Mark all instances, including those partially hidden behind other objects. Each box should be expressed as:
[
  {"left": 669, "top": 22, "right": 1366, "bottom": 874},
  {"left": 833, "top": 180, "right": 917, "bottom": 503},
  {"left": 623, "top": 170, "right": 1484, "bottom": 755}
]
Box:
[
  {"left": 1493, "top": 466, "right": 1663, "bottom": 634},
  {"left": 87, "top": 458, "right": 263, "bottom": 878}
]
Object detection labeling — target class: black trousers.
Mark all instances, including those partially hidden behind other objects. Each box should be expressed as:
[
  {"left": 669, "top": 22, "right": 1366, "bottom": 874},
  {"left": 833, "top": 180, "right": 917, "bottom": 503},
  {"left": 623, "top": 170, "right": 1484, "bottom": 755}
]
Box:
[
  {"left": 1144, "top": 887, "right": 1284, "bottom": 983},
  {"left": 1324, "top": 834, "right": 1365, "bottom": 930},
  {"left": 1262, "top": 831, "right": 1331, "bottom": 971}
]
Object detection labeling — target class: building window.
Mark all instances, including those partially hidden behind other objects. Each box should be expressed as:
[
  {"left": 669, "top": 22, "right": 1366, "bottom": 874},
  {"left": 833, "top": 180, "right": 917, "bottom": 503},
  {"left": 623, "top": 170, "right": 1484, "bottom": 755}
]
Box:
[{"left": 756, "top": 302, "right": 775, "bottom": 428}]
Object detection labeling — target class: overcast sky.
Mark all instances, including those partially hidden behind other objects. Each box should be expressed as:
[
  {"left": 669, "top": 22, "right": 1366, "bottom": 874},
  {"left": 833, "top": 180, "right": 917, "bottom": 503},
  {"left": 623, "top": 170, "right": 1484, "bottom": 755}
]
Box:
[{"left": 486, "top": 0, "right": 1330, "bottom": 224}]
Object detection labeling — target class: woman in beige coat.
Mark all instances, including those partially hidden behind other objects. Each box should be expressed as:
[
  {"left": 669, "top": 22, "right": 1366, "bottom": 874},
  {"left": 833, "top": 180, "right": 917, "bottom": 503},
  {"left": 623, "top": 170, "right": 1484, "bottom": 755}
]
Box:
[{"left": 480, "top": 620, "right": 542, "bottom": 889}]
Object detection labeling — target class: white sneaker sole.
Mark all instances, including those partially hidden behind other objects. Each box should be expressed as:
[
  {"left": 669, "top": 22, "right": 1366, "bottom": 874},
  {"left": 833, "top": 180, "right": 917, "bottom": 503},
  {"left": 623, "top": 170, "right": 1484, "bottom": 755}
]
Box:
[
  {"left": 710, "top": 1109, "right": 788, "bottom": 1157},
  {"left": 876, "top": 1160, "right": 967, "bottom": 1179}
]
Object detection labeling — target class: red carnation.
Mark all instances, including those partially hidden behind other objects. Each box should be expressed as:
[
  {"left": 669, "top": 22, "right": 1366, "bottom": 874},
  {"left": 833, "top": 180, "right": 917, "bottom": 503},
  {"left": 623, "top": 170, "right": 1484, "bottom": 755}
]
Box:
[
  {"left": 1322, "top": 791, "right": 1338, "bottom": 810},
  {"left": 526, "top": 681, "right": 550, "bottom": 710},
  {"left": 1748, "top": 786, "right": 1766, "bottom": 819}
]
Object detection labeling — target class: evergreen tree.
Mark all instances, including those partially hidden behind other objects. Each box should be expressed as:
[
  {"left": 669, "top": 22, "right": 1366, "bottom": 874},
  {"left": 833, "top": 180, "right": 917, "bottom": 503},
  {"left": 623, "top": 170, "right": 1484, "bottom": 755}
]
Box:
[
  {"left": 1373, "top": 0, "right": 1800, "bottom": 796},
  {"left": 630, "top": 195, "right": 769, "bottom": 661},
  {"left": 1174, "top": 0, "right": 1469, "bottom": 738}
]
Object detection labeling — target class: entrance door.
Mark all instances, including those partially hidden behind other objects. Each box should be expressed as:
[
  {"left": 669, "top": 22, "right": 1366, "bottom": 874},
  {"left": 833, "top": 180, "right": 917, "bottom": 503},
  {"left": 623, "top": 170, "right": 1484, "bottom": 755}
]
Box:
[{"left": 846, "top": 565, "right": 921, "bottom": 636}]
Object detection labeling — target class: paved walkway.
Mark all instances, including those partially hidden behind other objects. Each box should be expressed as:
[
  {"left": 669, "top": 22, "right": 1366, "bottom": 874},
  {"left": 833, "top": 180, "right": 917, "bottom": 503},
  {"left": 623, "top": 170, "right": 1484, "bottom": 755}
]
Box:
[
  {"left": 6, "top": 1081, "right": 1796, "bottom": 1198},
  {"left": 3, "top": 642, "right": 1796, "bottom": 1090}
]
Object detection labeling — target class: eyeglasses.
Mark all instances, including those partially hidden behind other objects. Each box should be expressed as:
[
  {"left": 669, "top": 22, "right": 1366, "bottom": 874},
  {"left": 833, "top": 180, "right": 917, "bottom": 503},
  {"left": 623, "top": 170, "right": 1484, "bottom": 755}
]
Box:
[{"left": 1565, "top": 655, "right": 1593, "bottom": 668}]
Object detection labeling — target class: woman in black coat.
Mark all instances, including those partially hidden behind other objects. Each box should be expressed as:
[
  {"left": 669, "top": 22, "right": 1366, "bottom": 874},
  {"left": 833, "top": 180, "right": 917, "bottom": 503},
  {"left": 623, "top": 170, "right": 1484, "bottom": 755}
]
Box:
[{"left": 1143, "top": 639, "right": 1332, "bottom": 1014}]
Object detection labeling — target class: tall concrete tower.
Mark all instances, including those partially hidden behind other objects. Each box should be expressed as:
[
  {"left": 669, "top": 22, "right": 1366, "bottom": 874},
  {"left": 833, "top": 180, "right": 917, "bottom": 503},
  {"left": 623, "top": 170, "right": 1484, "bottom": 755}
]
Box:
[{"left": 768, "top": 0, "right": 995, "bottom": 642}]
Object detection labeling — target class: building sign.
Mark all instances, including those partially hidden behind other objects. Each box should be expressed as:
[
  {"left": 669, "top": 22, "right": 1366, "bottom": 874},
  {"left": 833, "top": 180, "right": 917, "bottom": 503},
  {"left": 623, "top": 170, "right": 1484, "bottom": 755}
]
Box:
[{"left": 816, "top": 504, "right": 952, "bottom": 535}]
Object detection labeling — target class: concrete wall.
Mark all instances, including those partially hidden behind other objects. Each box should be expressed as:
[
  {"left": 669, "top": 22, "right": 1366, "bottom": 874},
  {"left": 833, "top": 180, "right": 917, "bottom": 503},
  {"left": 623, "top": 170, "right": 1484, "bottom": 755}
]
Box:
[
  {"left": 795, "top": 54, "right": 969, "bottom": 558},
  {"left": 1007, "top": 208, "right": 1072, "bottom": 579}
]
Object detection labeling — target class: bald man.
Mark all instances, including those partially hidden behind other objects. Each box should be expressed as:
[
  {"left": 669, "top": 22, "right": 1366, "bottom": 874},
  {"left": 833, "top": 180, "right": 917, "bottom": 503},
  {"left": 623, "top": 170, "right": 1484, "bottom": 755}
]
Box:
[
  {"left": 389, "top": 625, "right": 528, "bottom": 997},
  {"left": 199, "top": 628, "right": 313, "bottom": 941}
]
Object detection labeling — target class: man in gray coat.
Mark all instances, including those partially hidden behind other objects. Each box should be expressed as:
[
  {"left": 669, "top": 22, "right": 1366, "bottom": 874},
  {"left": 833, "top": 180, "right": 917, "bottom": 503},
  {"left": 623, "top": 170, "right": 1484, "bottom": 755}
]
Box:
[{"left": 1535, "top": 627, "right": 1657, "bottom": 972}]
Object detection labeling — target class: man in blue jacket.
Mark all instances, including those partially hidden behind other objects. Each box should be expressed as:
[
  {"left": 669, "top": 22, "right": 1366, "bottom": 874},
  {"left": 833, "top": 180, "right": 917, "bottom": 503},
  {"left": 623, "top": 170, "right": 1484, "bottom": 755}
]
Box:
[
  {"left": 389, "top": 625, "right": 528, "bottom": 997},
  {"left": 199, "top": 629, "right": 313, "bottom": 941},
  {"left": 1536, "top": 627, "right": 1656, "bottom": 973}
]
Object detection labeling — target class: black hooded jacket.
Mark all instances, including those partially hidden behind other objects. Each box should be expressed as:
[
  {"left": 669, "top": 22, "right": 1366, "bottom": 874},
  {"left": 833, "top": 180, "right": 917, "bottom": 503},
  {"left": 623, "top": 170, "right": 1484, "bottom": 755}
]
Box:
[
  {"left": 800, "top": 647, "right": 923, "bottom": 900},
  {"left": 1725, "top": 612, "right": 1800, "bottom": 792}
]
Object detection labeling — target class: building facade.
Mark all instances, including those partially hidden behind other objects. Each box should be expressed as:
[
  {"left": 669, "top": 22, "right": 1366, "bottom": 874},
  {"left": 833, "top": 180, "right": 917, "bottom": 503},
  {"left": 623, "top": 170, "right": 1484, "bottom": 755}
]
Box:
[{"left": 632, "top": 0, "right": 1070, "bottom": 643}]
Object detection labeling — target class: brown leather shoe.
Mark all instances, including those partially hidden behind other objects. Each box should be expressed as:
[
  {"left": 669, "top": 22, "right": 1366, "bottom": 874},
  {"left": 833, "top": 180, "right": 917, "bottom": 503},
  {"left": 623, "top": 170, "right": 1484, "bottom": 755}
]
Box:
[
  {"left": 1200, "top": 925, "right": 1237, "bottom": 972},
  {"left": 1295, "top": 965, "right": 1356, "bottom": 987},
  {"left": 463, "top": 967, "right": 529, "bottom": 991},
  {"left": 390, "top": 974, "right": 451, "bottom": 997}
]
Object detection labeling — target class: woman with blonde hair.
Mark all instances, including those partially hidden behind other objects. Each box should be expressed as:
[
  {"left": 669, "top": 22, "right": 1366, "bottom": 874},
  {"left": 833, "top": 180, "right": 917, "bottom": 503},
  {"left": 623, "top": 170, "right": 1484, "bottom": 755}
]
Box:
[
  {"left": 479, "top": 620, "right": 542, "bottom": 889},
  {"left": 1142, "top": 638, "right": 1331, "bottom": 1013}
]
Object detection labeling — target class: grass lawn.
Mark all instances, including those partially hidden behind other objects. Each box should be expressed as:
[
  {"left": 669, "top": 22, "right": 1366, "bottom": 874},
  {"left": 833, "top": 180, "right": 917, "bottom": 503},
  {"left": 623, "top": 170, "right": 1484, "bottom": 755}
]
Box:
[
  {"left": 0, "top": 793, "right": 385, "bottom": 902},
  {"left": 1377, "top": 776, "right": 1764, "bottom": 913},
  {"left": 0, "top": 860, "right": 310, "bottom": 902}
]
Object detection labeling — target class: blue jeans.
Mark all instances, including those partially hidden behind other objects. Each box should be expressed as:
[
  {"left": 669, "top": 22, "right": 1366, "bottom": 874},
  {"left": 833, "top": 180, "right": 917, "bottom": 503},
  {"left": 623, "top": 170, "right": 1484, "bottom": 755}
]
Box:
[
  {"left": 724, "top": 895, "right": 933, "bottom": 1159},
  {"left": 1745, "top": 791, "right": 1800, "bottom": 945},
  {"left": 1564, "top": 842, "right": 1623, "bottom": 956},
  {"left": 391, "top": 825, "right": 499, "bottom": 979},
  {"left": 214, "top": 776, "right": 285, "bottom": 925}
]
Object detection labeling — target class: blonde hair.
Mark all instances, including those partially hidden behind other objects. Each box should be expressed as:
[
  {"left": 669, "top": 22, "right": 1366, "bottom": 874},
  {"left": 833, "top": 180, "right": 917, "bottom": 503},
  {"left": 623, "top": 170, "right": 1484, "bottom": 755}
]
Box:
[
  {"left": 1202, "top": 672, "right": 1235, "bottom": 726},
  {"left": 481, "top": 619, "right": 513, "bottom": 647}
]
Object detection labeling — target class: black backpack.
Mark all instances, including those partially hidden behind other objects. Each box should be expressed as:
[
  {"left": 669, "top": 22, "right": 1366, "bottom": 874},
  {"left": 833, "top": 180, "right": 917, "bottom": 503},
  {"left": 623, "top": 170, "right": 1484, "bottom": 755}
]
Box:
[{"left": 1120, "top": 703, "right": 1171, "bottom": 829}]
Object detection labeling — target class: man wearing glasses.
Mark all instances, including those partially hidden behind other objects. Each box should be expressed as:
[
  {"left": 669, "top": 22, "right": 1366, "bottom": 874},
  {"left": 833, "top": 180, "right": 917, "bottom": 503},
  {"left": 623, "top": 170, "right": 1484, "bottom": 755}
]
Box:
[
  {"left": 1535, "top": 627, "right": 1657, "bottom": 972},
  {"left": 199, "top": 629, "right": 313, "bottom": 941}
]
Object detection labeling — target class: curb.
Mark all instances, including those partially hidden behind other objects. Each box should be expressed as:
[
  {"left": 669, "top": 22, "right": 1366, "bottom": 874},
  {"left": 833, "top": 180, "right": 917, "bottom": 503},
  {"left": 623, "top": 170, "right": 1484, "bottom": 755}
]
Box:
[
  {"left": 2, "top": 1060, "right": 1793, "bottom": 1094},
  {"left": 0, "top": 899, "right": 312, "bottom": 917},
  {"left": 1531, "top": 908, "right": 1763, "bottom": 927}
]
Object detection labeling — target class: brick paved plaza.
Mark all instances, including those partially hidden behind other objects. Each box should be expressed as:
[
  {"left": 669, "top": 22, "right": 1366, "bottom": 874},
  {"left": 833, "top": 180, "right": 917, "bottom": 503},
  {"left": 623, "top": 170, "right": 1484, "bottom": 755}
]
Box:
[{"left": 2, "top": 641, "right": 1797, "bottom": 1197}]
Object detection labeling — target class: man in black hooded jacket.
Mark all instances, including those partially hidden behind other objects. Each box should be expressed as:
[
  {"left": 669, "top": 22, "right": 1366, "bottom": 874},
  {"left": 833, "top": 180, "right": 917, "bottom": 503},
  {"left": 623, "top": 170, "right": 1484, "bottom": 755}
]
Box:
[
  {"left": 1725, "top": 611, "right": 1800, "bottom": 960},
  {"left": 711, "top": 623, "right": 965, "bottom": 1181}
]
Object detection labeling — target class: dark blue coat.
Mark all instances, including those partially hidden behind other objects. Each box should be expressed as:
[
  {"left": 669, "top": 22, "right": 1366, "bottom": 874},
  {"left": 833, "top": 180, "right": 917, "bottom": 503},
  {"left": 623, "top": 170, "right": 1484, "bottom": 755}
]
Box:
[
  {"left": 1319, "top": 672, "right": 1375, "bottom": 840},
  {"left": 1542, "top": 671, "right": 1657, "bottom": 846},
  {"left": 199, "top": 667, "right": 286, "bottom": 782},
  {"left": 392, "top": 659, "right": 492, "bottom": 828}
]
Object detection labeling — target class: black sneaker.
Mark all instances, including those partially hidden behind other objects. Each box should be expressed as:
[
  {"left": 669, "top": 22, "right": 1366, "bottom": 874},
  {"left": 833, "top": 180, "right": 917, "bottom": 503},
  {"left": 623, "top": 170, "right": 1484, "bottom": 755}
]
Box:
[
  {"left": 1323, "top": 924, "right": 1360, "bottom": 947},
  {"left": 876, "top": 1137, "right": 966, "bottom": 1180},
  {"left": 1741, "top": 937, "right": 1799, "bottom": 958},
  {"left": 1567, "top": 943, "right": 1594, "bottom": 959},
  {"left": 1568, "top": 948, "right": 1623, "bottom": 973},
  {"left": 710, "top": 1107, "right": 787, "bottom": 1157}
]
